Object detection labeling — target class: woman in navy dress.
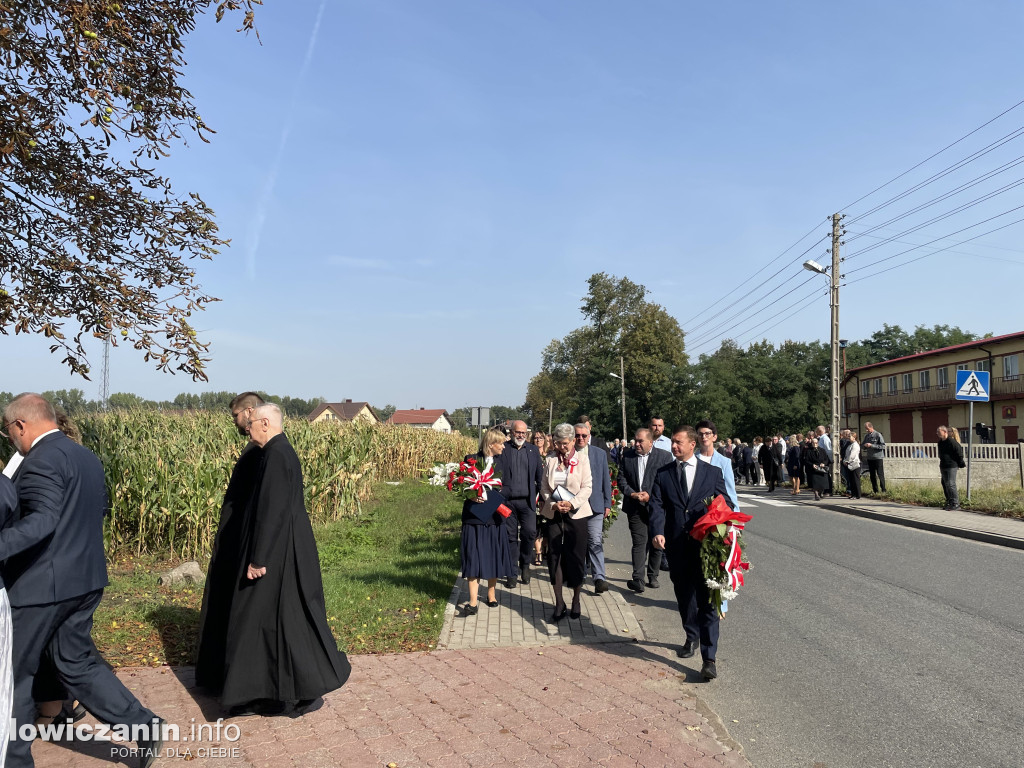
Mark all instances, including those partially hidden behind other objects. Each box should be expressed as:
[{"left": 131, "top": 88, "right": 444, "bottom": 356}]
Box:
[{"left": 459, "top": 429, "right": 513, "bottom": 616}]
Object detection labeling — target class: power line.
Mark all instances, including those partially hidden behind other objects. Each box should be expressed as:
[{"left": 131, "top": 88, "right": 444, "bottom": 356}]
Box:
[
  {"left": 678, "top": 223, "right": 827, "bottom": 329},
  {"left": 735, "top": 288, "right": 828, "bottom": 350},
  {"left": 839, "top": 99, "right": 1024, "bottom": 214},
  {"left": 844, "top": 176, "right": 1024, "bottom": 261},
  {"left": 846, "top": 153, "right": 1024, "bottom": 245},
  {"left": 844, "top": 212, "right": 1024, "bottom": 285},
  {"left": 846, "top": 226, "right": 1024, "bottom": 260}
]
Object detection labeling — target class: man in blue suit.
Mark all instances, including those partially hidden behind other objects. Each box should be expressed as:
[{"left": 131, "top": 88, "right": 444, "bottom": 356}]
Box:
[
  {"left": 616, "top": 428, "right": 674, "bottom": 593},
  {"left": 649, "top": 425, "right": 731, "bottom": 682},
  {"left": 576, "top": 421, "right": 612, "bottom": 593},
  {"left": 1, "top": 393, "right": 164, "bottom": 768}
]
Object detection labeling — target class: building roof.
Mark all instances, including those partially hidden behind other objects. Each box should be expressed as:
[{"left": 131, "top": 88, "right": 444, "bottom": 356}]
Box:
[
  {"left": 307, "top": 400, "right": 378, "bottom": 422},
  {"left": 843, "top": 330, "right": 1024, "bottom": 380},
  {"left": 388, "top": 408, "right": 451, "bottom": 425}
]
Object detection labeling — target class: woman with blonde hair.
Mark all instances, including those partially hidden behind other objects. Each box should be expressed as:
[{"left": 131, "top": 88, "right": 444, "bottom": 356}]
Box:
[
  {"left": 458, "top": 429, "right": 513, "bottom": 616},
  {"left": 530, "top": 430, "right": 550, "bottom": 566},
  {"left": 539, "top": 423, "right": 593, "bottom": 623}
]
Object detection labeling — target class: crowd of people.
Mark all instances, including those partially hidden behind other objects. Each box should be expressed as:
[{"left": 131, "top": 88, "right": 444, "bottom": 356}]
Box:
[{"left": 0, "top": 392, "right": 351, "bottom": 768}]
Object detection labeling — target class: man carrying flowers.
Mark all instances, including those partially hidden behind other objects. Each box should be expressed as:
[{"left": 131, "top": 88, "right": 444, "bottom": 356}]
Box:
[{"left": 649, "top": 425, "right": 733, "bottom": 681}]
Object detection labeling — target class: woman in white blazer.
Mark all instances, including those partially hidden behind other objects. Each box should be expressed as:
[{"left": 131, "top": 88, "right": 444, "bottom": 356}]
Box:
[{"left": 539, "top": 423, "right": 593, "bottom": 622}]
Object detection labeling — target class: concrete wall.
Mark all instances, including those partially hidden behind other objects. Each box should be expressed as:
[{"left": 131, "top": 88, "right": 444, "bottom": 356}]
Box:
[{"left": 882, "top": 443, "right": 1022, "bottom": 488}]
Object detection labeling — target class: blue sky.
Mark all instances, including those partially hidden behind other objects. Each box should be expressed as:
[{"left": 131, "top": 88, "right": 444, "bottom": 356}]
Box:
[{"left": 7, "top": 0, "right": 1024, "bottom": 409}]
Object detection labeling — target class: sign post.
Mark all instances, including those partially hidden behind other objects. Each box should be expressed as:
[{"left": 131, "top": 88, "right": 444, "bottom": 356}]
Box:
[{"left": 955, "top": 370, "right": 990, "bottom": 501}]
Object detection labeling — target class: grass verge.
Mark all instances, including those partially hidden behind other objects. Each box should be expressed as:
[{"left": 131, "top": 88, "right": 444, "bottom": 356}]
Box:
[
  {"left": 93, "top": 479, "right": 460, "bottom": 667},
  {"left": 874, "top": 482, "right": 1024, "bottom": 518}
]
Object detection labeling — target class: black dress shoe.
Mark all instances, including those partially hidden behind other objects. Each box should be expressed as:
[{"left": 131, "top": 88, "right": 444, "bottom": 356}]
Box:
[
  {"left": 676, "top": 640, "right": 697, "bottom": 658},
  {"left": 701, "top": 660, "right": 718, "bottom": 681},
  {"left": 626, "top": 579, "right": 645, "bottom": 593},
  {"left": 137, "top": 717, "right": 166, "bottom": 768},
  {"left": 660, "top": 560, "right": 670, "bottom": 571},
  {"left": 486, "top": 599, "right": 498, "bottom": 607},
  {"left": 569, "top": 606, "right": 581, "bottom": 620},
  {"left": 521, "top": 564, "right": 531, "bottom": 585},
  {"left": 505, "top": 577, "right": 517, "bottom": 589},
  {"left": 646, "top": 578, "right": 660, "bottom": 589},
  {"left": 549, "top": 606, "right": 567, "bottom": 623},
  {"left": 460, "top": 603, "right": 478, "bottom": 616},
  {"left": 594, "top": 579, "right": 609, "bottom": 594},
  {"left": 60, "top": 701, "right": 88, "bottom": 723}
]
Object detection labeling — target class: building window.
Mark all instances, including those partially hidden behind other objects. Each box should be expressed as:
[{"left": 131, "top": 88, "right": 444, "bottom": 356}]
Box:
[
  {"left": 957, "top": 363, "right": 970, "bottom": 371},
  {"left": 977, "top": 360, "right": 990, "bottom": 373},
  {"left": 902, "top": 373, "right": 913, "bottom": 393},
  {"left": 888, "top": 376, "right": 898, "bottom": 394},
  {"left": 874, "top": 378, "right": 883, "bottom": 396},
  {"left": 919, "top": 370, "right": 931, "bottom": 391},
  {"left": 861, "top": 381, "right": 871, "bottom": 398},
  {"left": 937, "top": 367, "right": 949, "bottom": 389},
  {"left": 1005, "top": 354, "right": 1020, "bottom": 381}
]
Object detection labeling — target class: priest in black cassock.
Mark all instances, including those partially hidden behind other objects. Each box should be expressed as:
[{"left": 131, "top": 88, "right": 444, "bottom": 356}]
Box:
[
  {"left": 195, "top": 391, "right": 265, "bottom": 692},
  {"left": 218, "top": 403, "right": 351, "bottom": 713}
]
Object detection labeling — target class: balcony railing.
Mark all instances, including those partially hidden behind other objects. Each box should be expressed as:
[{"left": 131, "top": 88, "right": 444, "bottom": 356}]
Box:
[{"left": 846, "top": 376, "right": 1024, "bottom": 412}]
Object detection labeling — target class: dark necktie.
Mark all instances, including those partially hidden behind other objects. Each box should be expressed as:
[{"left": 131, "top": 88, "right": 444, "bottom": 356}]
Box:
[{"left": 678, "top": 461, "right": 688, "bottom": 497}]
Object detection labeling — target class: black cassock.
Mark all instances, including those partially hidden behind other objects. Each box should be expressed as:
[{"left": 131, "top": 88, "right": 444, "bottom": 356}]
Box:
[
  {"left": 219, "top": 433, "right": 351, "bottom": 707},
  {"left": 195, "top": 440, "right": 262, "bottom": 691}
]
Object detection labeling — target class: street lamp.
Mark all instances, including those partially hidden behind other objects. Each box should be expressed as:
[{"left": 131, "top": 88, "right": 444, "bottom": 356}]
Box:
[
  {"left": 609, "top": 356, "right": 627, "bottom": 442},
  {"left": 804, "top": 221, "right": 842, "bottom": 493}
]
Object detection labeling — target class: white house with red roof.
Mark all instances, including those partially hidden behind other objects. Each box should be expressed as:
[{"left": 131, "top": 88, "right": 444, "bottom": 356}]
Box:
[{"left": 387, "top": 408, "right": 455, "bottom": 433}]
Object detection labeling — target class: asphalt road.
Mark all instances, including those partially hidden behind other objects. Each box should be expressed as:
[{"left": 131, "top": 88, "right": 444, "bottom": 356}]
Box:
[{"left": 603, "top": 486, "right": 1024, "bottom": 768}]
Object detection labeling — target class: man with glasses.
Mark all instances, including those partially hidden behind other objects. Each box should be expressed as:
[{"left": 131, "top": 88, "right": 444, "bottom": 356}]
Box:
[
  {"left": 575, "top": 422, "right": 612, "bottom": 594},
  {"left": 196, "top": 392, "right": 265, "bottom": 693},
  {"left": 495, "top": 420, "right": 544, "bottom": 587},
  {"left": 1, "top": 393, "right": 165, "bottom": 767}
]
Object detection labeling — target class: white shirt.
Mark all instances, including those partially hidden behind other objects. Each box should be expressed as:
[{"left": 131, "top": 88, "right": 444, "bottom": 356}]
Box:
[
  {"left": 678, "top": 456, "right": 697, "bottom": 491},
  {"left": 637, "top": 451, "right": 650, "bottom": 488}
]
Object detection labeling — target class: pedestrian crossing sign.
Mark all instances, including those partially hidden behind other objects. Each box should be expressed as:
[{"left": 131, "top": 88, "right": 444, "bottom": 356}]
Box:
[{"left": 955, "top": 370, "right": 990, "bottom": 402}]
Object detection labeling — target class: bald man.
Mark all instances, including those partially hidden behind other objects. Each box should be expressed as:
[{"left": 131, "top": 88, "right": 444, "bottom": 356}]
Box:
[{"left": 495, "top": 421, "right": 544, "bottom": 586}]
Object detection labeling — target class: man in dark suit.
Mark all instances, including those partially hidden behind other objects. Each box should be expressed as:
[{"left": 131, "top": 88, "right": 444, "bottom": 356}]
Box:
[
  {"left": 495, "top": 420, "right": 544, "bottom": 587},
  {"left": 1, "top": 393, "right": 164, "bottom": 768},
  {"left": 617, "top": 428, "right": 673, "bottom": 593},
  {"left": 649, "top": 425, "right": 731, "bottom": 682}
]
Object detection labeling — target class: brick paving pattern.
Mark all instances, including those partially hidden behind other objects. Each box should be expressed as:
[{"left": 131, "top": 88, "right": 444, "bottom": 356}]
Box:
[
  {"left": 32, "top": 644, "right": 751, "bottom": 768},
  {"left": 438, "top": 577, "right": 644, "bottom": 649}
]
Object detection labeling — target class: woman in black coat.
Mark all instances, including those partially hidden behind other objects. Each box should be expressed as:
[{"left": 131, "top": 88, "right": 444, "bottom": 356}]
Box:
[
  {"left": 936, "top": 426, "right": 965, "bottom": 510},
  {"left": 786, "top": 437, "right": 803, "bottom": 494},
  {"left": 459, "top": 429, "right": 514, "bottom": 616},
  {"left": 802, "top": 437, "right": 831, "bottom": 500}
]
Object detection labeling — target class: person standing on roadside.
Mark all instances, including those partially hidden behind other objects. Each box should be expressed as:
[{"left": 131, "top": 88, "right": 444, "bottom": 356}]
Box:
[
  {"left": 617, "top": 429, "right": 673, "bottom": 593},
  {"left": 650, "top": 417, "right": 672, "bottom": 453},
  {"left": 862, "top": 422, "right": 887, "bottom": 494},
  {"left": 695, "top": 421, "right": 740, "bottom": 511},
  {"left": 815, "top": 426, "right": 833, "bottom": 496},
  {"left": 937, "top": 426, "right": 966, "bottom": 510},
  {"left": 196, "top": 391, "right": 265, "bottom": 693},
  {"left": 495, "top": 420, "right": 544, "bottom": 587},
  {"left": 842, "top": 431, "right": 862, "bottom": 499},
  {"left": 575, "top": 423, "right": 612, "bottom": 594},
  {"left": 1, "top": 393, "right": 165, "bottom": 768}
]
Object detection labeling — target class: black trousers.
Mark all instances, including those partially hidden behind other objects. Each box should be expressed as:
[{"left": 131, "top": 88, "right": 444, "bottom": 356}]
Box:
[
  {"left": 625, "top": 507, "right": 662, "bottom": 583},
  {"left": 503, "top": 498, "right": 537, "bottom": 576},
  {"left": 667, "top": 538, "right": 719, "bottom": 662},
  {"left": 846, "top": 466, "right": 861, "bottom": 498},
  {"left": 8, "top": 590, "right": 157, "bottom": 767},
  {"left": 866, "top": 458, "right": 886, "bottom": 492}
]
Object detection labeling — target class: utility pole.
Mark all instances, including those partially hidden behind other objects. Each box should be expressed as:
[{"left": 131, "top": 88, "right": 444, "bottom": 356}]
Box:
[
  {"left": 829, "top": 213, "right": 843, "bottom": 492},
  {"left": 100, "top": 331, "right": 111, "bottom": 410},
  {"left": 619, "top": 356, "right": 627, "bottom": 442},
  {"left": 548, "top": 402, "right": 553, "bottom": 435}
]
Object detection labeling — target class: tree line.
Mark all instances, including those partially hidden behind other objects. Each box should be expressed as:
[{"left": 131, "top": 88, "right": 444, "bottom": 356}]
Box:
[{"left": 522, "top": 272, "right": 988, "bottom": 442}]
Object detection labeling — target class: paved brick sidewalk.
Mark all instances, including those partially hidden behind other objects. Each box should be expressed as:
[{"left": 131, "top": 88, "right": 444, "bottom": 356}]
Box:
[
  {"left": 439, "top": 577, "right": 643, "bottom": 649},
  {"left": 32, "top": 644, "right": 751, "bottom": 768}
]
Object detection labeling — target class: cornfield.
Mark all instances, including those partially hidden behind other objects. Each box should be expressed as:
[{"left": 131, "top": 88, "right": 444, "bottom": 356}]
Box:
[{"left": 67, "top": 412, "right": 474, "bottom": 559}]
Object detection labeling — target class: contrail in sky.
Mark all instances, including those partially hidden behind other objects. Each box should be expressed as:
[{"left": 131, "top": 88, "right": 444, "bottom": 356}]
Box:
[{"left": 246, "top": 0, "right": 328, "bottom": 279}]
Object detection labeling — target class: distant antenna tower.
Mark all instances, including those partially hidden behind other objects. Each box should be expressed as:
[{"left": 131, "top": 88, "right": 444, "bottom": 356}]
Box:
[{"left": 100, "top": 332, "right": 111, "bottom": 409}]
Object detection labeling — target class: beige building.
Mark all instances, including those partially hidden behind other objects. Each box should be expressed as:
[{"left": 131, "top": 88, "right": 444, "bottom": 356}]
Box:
[
  {"left": 387, "top": 408, "right": 455, "bottom": 433},
  {"left": 842, "top": 331, "right": 1024, "bottom": 444},
  {"left": 307, "top": 399, "right": 380, "bottom": 424}
]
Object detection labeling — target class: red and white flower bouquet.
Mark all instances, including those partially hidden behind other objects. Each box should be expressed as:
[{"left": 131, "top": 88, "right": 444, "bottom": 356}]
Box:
[{"left": 693, "top": 495, "right": 752, "bottom": 613}]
